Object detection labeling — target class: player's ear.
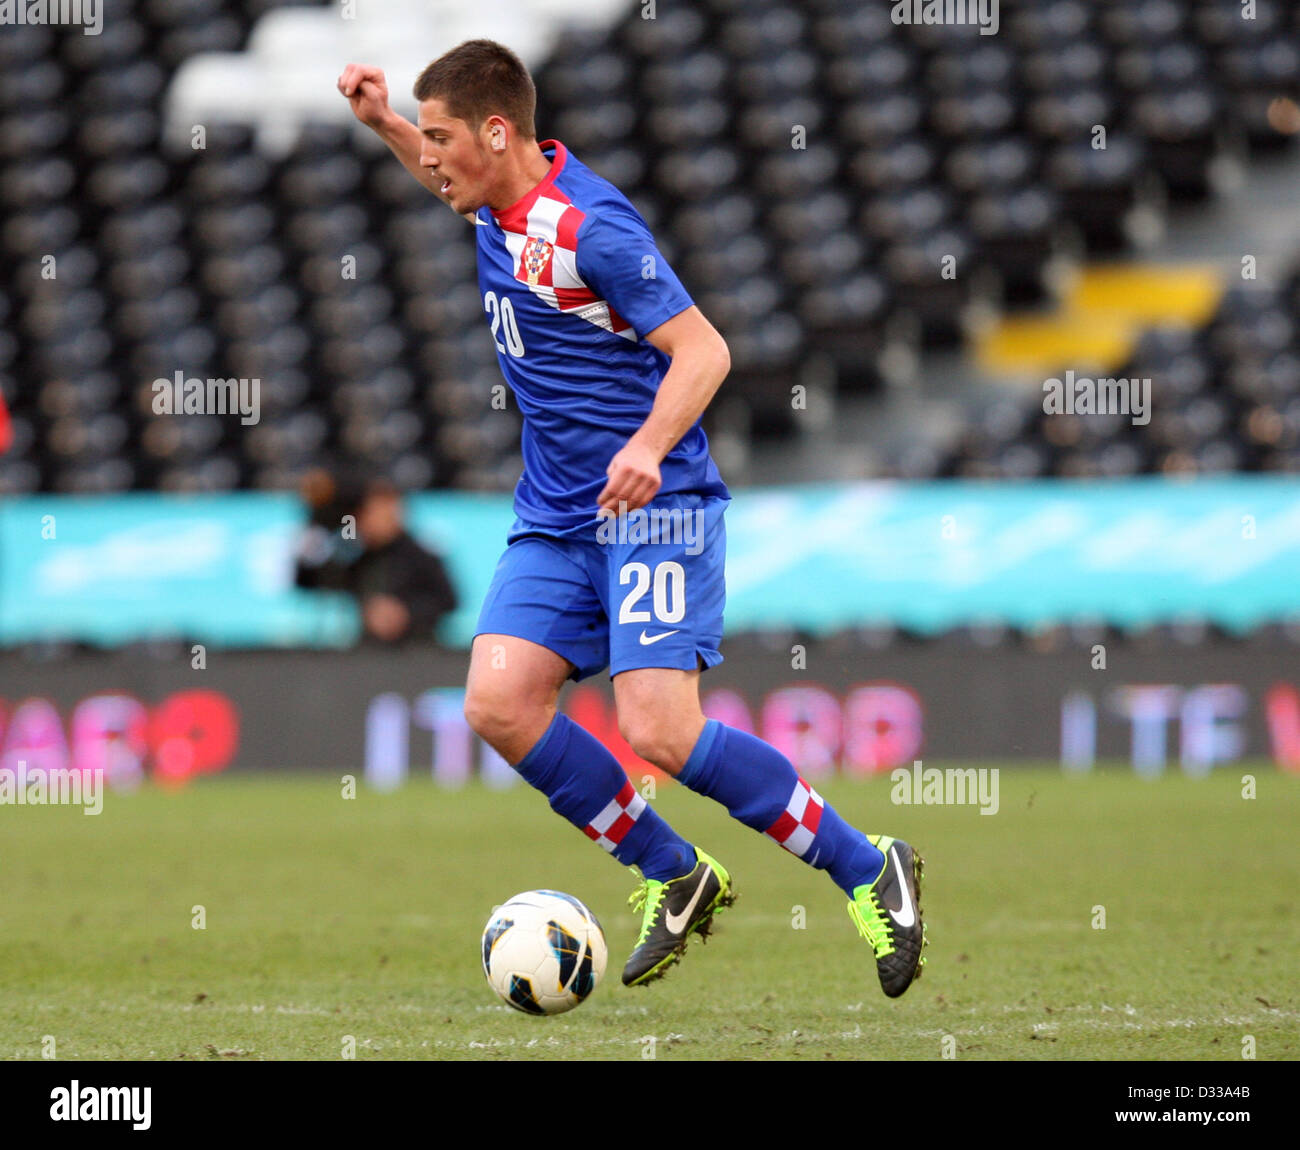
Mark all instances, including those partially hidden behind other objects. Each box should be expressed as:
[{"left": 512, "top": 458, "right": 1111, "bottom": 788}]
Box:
[{"left": 489, "top": 118, "right": 506, "bottom": 153}]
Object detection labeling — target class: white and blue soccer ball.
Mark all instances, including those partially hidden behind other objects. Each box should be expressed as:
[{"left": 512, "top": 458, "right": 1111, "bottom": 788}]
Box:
[{"left": 481, "top": 890, "right": 607, "bottom": 1015}]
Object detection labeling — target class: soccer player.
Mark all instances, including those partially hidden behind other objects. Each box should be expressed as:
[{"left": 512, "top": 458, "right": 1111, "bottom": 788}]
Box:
[{"left": 338, "top": 41, "right": 925, "bottom": 995}]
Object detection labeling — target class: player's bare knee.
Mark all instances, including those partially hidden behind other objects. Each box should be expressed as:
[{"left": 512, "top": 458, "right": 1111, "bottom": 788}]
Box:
[
  {"left": 618, "top": 715, "right": 686, "bottom": 774},
  {"left": 463, "top": 687, "right": 520, "bottom": 749}
]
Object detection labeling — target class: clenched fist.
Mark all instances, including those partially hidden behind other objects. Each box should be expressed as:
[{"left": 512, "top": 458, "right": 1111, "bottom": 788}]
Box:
[
  {"left": 338, "top": 63, "right": 392, "bottom": 129},
  {"left": 597, "top": 439, "right": 662, "bottom": 515}
]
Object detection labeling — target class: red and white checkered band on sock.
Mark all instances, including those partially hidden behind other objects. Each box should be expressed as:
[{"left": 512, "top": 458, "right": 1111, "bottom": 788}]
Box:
[
  {"left": 583, "top": 780, "right": 647, "bottom": 853},
  {"left": 764, "top": 778, "right": 825, "bottom": 858}
]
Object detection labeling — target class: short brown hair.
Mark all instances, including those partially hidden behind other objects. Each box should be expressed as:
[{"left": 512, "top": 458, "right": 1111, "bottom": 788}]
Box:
[{"left": 413, "top": 39, "right": 536, "bottom": 139}]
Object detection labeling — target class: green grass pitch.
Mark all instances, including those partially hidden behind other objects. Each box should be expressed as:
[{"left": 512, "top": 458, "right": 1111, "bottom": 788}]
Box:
[{"left": 1, "top": 765, "right": 1296, "bottom": 1061}]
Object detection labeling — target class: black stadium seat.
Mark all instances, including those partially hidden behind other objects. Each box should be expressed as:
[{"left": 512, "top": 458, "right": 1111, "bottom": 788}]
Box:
[{"left": 2, "top": 0, "right": 1298, "bottom": 494}]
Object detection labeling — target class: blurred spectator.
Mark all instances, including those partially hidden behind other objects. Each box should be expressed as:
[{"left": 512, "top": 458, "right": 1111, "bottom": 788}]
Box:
[{"left": 295, "top": 472, "right": 457, "bottom": 644}]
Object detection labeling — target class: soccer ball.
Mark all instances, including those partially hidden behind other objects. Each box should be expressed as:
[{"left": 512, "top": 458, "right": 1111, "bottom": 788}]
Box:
[{"left": 481, "top": 890, "right": 607, "bottom": 1015}]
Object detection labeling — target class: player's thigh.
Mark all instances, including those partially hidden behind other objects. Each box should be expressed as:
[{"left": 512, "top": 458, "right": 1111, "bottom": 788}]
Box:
[
  {"left": 612, "top": 666, "right": 707, "bottom": 775},
  {"left": 465, "top": 632, "right": 572, "bottom": 723},
  {"left": 603, "top": 494, "right": 727, "bottom": 681},
  {"left": 476, "top": 534, "right": 611, "bottom": 681}
]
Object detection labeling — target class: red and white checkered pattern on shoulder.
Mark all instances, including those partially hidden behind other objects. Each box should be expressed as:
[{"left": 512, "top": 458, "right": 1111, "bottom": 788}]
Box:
[
  {"left": 492, "top": 147, "right": 637, "bottom": 342},
  {"left": 583, "top": 780, "right": 647, "bottom": 853},
  {"left": 764, "top": 778, "right": 824, "bottom": 858}
]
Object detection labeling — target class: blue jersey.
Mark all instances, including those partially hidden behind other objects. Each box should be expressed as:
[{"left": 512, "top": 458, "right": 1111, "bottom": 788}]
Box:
[{"left": 473, "top": 140, "right": 729, "bottom": 532}]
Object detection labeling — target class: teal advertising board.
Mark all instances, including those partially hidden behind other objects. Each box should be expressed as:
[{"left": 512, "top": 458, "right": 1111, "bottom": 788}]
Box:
[{"left": 2, "top": 477, "right": 1296, "bottom": 647}]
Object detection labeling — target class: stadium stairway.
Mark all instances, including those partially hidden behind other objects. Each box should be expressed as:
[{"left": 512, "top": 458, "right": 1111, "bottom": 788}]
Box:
[
  {"left": 974, "top": 262, "right": 1226, "bottom": 377},
  {"left": 165, "top": 0, "right": 628, "bottom": 154}
]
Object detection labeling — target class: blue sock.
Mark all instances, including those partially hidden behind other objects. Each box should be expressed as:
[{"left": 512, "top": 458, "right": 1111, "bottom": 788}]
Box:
[
  {"left": 514, "top": 713, "right": 695, "bottom": 882},
  {"left": 677, "top": 720, "right": 885, "bottom": 895}
]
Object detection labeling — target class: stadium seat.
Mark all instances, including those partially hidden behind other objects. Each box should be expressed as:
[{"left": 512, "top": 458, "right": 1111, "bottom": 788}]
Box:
[{"left": 3, "top": 0, "right": 1298, "bottom": 495}]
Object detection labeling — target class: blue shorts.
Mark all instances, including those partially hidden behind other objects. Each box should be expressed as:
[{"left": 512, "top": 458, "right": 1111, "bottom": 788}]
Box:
[{"left": 475, "top": 493, "right": 728, "bottom": 680}]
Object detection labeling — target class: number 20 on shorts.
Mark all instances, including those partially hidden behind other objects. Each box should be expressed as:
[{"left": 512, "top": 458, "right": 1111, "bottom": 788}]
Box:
[{"left": 618, "top": 561, "right": 686, "bottom": 625}]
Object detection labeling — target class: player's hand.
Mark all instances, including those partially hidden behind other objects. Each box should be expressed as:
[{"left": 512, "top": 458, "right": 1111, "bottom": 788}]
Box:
[
  {"left": 598, "top": 440, "right": 662, "bottom": 515},
  {"left": 338, "top": 63, "right": 392, "bottom": 129}
]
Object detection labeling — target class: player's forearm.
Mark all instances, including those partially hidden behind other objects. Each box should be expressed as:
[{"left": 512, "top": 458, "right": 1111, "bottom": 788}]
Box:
[
  {"left": 631, "top": 341, "right": 731, "bottom": 462},
  {"left": 372, "top": 110, "right": 441, "bottom": 197}
]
